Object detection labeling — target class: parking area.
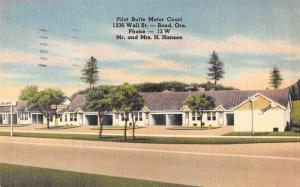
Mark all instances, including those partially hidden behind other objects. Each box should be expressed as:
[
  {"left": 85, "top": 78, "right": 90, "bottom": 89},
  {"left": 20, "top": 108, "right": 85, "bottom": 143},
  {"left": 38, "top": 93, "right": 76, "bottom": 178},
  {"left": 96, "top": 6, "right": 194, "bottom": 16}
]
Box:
[{"left": 0, "top": 124, "right": 233, "bottom": 136}]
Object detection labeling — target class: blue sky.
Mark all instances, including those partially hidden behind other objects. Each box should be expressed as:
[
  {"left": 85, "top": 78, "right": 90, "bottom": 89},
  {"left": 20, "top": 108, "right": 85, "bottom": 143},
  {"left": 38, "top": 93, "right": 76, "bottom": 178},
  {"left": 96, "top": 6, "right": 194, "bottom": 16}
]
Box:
[{"left": 1, "top": 0, "right": 300, "bottom": 99}]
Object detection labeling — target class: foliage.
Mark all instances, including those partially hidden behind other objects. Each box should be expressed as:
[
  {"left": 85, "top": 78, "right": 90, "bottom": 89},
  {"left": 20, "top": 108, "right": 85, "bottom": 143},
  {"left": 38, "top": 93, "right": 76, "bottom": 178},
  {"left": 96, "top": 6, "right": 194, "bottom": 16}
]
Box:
[
  {"left": 198, "top": 82, "right": 236, "bottom": 91},
  {"left": 289, "top": 79, "right": 300, "bottom": 100},
  {"left": 183, "top": 95, "right": 215, "bottom": 126},
  {"left": 269, "top": 66, "right": 283, "bottom": 89},
  {"left": 111, "top": 83, "right": 145, "bottom": 141},
  {"left": 19, "top": 86, "right": 38, "bottom": 100},
  {"left": 207, "top": 51, "right": 225, "bottom": 85},
  {"left": 84, "top": 85, "right": 114, "bottom": 138},
  {"left": 19, "top": 86, "right": 65, "bottom": 128},
  {"left": 81, "top": 56, "right": 99, "bottom": 89}
]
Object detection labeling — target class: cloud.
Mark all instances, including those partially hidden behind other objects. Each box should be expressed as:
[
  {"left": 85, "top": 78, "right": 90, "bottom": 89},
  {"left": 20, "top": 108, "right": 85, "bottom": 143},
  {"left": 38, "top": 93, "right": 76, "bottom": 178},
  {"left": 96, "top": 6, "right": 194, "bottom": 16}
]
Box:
[
  {"left": 221, "top": 69, "right": 297, "bottom": 90},
  {"left": 136, "top": 33, "right": 300, "bottom": 59}
]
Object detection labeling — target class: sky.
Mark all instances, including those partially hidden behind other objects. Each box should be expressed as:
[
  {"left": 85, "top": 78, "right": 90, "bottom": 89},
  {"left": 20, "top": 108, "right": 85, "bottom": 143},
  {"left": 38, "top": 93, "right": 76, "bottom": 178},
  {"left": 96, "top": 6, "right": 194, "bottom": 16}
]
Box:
[{"left": 0, "top": 0, "right": 300, "bottom": 100}]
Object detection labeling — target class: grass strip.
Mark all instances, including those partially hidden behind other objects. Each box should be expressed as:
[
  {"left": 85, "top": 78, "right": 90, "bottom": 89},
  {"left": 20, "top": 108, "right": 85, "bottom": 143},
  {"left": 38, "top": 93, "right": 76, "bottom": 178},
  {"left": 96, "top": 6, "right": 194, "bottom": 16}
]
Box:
[
  {"left": 0, "top": 163, "right": 187, "bottom": 187},
  {"left": 224, "top": 132, "right": 300, "bottom": 136},
  {"left": 1, "top": 131, "right": 300, "bottom": 144}
]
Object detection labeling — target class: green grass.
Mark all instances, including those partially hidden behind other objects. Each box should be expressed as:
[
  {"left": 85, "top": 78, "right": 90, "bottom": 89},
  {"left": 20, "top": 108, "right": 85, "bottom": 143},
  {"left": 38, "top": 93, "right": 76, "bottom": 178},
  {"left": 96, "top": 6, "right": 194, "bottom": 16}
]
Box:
[
  {"left": 1, "top": 131, "right": 300, "bottom": 144},
  {"left": 167, "top": 126, "right": 220, "bottom": 130},
  {"left": 291, "top": 100, "right": 300, "bottom": 124},
  {"left": 0, "top": 163, "right": 186, "bottom": 187},
  {"left": 223, "top": 131, "right": 300, "bottom": 136}
]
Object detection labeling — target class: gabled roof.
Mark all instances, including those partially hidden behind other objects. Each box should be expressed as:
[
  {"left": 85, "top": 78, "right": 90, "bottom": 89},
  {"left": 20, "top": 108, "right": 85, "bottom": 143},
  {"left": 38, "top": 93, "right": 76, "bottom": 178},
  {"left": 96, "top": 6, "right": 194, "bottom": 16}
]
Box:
[
  {"left": 67, "top": 89, "right": 290, "bottom": 112},
  {"left": 140, "top": 89, "right": 290, "bottom": 111},
  {"left": 67, "top": 94, "right": 86, "bottom": 112},
  {"left": 0, "top": 100, "right": 40, "bottom": 113}
]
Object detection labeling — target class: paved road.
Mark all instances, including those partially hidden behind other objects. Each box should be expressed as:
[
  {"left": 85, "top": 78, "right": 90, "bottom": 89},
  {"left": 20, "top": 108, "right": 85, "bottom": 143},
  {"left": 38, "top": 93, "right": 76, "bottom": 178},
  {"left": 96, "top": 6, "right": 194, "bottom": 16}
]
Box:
[{"left": 0, "top": 137, "right": 299, "bottom": 187}]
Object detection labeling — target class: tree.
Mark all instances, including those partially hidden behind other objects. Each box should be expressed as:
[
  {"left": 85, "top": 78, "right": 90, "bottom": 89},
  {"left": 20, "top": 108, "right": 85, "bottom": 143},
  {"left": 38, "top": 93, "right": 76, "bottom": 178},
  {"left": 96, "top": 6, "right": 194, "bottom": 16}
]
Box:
[
  {"left": 84, "top": 86, "right": 113, "bottom": 138},
  {"left": 269, "top": 66, "right": 283, "bottom": 89},
  {"left": 207, "top": 51, "right": 225, "bottom": 85},
  {"left": 20, "top": 87, "right": 65, "bottom": 128},
  {"left": 19, "top": 86, "right": 38, "bottom": 100},
  {"left": 291, "top": 86, "right": 297, "bottom": 100},
  {"left": 81, "top": 56, "right": 99, "bottom": 89},
  {"left": 183, "top": 95, "right": 215, "bottom": 126},
  {"left": 112, "top": 83, "right": 144, "bottom": 141},
  {"left": 50, "top": 89, "right": 65, "bottom": 126},
  {"left": 129, "top": 93, "right": 144, "bottom": 140}
]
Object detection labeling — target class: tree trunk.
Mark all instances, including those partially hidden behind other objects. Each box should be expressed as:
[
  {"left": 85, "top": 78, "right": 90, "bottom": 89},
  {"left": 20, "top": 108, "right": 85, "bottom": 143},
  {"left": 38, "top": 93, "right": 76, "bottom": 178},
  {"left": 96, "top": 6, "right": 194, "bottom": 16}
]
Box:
[
  {"left": 46, "top": 113, "right": 50, "bottom": 129},
  {"left": 199, "top": 111, "right": 203, "bottom": 126},
  {"left": 98, "top": 112, "right": 103, "bottom": 139},
  {"left": 131, "top": 112, "right": 136, "bottom": 141},
  {"left": 214, "top": 79, "right": 217, "bottom": 85},
  {"left": 124, "top": 113, "right": 128, "bottom": 141}
]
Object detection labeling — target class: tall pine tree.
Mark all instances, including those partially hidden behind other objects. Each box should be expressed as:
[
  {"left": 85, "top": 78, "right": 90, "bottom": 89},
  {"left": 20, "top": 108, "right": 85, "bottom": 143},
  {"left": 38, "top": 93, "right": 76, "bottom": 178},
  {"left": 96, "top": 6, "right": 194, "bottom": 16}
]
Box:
[
  {"left": 269, "top": 66, "right": 283, "bottom": 90},
  {"left": 81, "top": 56, "right": 99, "bottom": 89},
  {"left": 207, "top": 51, "right": 225, "bottom": 85}
]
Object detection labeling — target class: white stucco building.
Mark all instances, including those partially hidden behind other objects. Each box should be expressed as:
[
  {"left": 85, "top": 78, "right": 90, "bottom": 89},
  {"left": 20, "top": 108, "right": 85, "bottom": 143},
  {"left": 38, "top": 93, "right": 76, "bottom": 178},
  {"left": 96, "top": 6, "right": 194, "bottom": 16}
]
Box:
[{"left": 0, "top": 89, "right": 292, "bottom": 132}]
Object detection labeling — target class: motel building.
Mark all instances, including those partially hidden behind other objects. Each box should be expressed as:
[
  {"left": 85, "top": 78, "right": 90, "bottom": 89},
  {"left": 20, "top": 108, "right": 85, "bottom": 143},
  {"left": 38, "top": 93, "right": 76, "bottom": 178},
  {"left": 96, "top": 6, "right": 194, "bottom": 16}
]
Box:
[{"left": 0, "top": 89, "right": 292, "bottom": 132}]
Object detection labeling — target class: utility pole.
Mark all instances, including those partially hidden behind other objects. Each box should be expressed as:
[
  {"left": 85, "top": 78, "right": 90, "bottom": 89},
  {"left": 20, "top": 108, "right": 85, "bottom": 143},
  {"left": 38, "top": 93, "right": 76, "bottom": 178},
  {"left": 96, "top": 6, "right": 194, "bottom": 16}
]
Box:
[{"left": 249, "top": 97, "right": 255, "bottom": 136}]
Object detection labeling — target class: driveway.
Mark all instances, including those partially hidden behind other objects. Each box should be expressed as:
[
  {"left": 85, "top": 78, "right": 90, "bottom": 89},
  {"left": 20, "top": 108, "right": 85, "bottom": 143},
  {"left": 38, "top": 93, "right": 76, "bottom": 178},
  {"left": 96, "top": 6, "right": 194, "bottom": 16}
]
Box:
[{"left": 0, "top": 124, "right": 233, "bottom": 136}]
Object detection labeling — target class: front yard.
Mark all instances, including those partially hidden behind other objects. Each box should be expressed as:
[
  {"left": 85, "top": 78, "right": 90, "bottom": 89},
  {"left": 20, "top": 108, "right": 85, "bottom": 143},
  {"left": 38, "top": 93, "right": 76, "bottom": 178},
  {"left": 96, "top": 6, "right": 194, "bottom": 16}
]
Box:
[
  {"left": 1, "top": 131, "right": 300, "bottom": 144},
  {"left": 224, "top": 131, "right": 300, "bottom": 136}
]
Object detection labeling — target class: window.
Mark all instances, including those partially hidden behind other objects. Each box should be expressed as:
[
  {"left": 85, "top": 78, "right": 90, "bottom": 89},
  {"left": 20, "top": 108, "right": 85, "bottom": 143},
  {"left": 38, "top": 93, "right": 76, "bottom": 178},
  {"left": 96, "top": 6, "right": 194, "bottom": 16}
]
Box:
[
  {"left": 273, "top": 128, "right": 279, "bottom": 132},
  {"left": 65, "top": 114, "right": 67, "bottom": 122},
  {"left": 145, "top": 113, "right": 149, "bottom": 120},
  {"left": 212, "top": 112, "right": 216, "bottom": 121},
  {"left": 218, "top": 112, "right": 223, "bottom": 119},
  {"left": 207, "top": 113, "right": 211, "bottom": 121},
  {"left": 121, "top": 113, "right": 125, "bottom": 121},
  {"left": 3, "top": 114, "right": 5, "bottom": 120},
  {"left": 70, "top": 113, "right": 77, "bottom": 122},
  {"left": 135, "top": 113, "right": 138, "bottom": 121},
  {"left": 139, "top": 112, "right": 142, "bottom": 121},
  {"left": 185, "top": 112, "right": 189, "bottom": 119},
  {"left": 197, "top": 112, "right": 201, "bottom": 121},
  {"left": 115, "top": 114, "right": 119, "bottom": 119},
  {"left": 192, "top": 112, "right": 196, "bottom": 121}
]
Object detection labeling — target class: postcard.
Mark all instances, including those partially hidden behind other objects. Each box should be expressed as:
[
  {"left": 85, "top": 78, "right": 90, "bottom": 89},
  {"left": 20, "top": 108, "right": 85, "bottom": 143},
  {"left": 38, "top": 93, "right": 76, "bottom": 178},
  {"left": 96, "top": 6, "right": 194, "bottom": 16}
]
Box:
[{"left": 0, "top": 0, "right": 299, "bottom": 187}]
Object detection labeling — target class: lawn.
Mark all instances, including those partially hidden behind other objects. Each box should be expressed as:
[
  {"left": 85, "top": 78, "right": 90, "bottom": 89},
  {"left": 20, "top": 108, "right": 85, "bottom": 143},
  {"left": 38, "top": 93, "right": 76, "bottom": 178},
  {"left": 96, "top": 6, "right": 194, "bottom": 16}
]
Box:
[
  {"left": 291, "top": 100, "right": 300, "bottom": 124},
  {"left": 223, "top": 131, "right": 300, "bottom": 136},
  {"left": 1, "top": 131, "right": 300, "bottom": 144},
  {"left": 0, "top": 163, "right": 186, "bottom": 187}
]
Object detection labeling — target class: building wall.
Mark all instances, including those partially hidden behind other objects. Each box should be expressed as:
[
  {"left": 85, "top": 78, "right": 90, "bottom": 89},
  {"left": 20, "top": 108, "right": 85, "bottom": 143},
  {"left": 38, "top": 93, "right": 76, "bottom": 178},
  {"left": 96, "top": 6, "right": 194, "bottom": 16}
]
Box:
[
  {"left": 182, "top": 111, "right": 225, "bottom": 126},
  {"left": 113, "top": 112, "right": 148, "bottom": 126},
  {"left": 233, "top": 95, "right": 288, "bottom": 132}
]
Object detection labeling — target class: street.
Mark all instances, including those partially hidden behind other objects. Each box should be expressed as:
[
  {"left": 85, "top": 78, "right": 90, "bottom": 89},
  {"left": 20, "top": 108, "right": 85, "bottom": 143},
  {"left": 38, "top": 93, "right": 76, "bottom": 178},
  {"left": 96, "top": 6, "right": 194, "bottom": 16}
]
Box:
[{"left": 0, "top": 136, "right": 299, "bottom": 187}]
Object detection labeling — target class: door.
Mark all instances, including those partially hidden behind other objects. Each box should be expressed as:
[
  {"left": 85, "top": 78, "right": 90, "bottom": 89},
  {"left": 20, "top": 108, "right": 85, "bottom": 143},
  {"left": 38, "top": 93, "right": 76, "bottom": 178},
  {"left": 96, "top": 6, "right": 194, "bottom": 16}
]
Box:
[
  {"left": 218, "top": 112, "right": 224, "bottom": 126},
  {"left": 0, "top": 114, "right": 3, "bottom": 124},
  {"left": 226, "top": 113, "right": 234, "bottom": 126}
]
